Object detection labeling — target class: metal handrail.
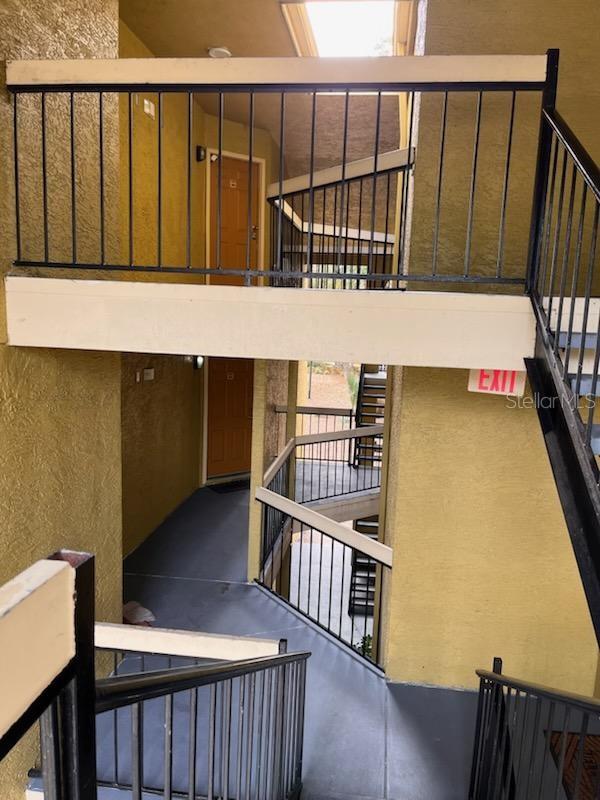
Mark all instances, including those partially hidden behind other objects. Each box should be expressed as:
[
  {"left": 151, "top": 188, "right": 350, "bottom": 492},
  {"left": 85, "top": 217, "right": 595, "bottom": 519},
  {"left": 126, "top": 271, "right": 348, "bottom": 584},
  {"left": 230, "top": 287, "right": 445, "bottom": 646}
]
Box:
[
  {"left": 263, "top": 424, "right": 384, "bottom": 486},
  {"left": 476, "top": 668, "right": 600, "bottom": 715},
  {"left": 543, "top": 108, "right": 600, "bottom": 201},
  {"left": 96, "top": 651, "right": 311, "bottom": 713}
]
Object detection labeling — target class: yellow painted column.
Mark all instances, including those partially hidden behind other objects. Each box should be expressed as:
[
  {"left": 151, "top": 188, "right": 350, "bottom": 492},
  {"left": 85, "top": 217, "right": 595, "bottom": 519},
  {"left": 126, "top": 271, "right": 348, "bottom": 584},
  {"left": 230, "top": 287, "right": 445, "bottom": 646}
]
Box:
[{"left": 381, "top": 366, "right": 598, "bottom": 695}]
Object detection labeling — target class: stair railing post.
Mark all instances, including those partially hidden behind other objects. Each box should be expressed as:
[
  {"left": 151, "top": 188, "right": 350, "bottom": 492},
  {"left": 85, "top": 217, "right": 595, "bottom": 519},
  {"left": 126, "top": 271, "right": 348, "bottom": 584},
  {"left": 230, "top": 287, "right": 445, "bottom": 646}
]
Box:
[
  {"left": 526, "top": 48, "right": 559, "bottom": 296},
  {"left": 47, "top": 552, "right": 97, "bottom": 800}
]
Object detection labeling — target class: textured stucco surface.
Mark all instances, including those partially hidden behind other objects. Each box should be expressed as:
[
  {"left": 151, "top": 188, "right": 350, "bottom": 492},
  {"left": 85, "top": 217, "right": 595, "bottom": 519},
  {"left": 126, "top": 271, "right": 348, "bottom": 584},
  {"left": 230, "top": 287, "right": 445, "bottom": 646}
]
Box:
[
  {"left": 0, "top": 3, "right": 121, "bottom": 798},
  {"left": 121, "top": 353, "right": 202, "bottom": 556},
  {"left": 409, "top": 0, "right": 600, "bottom": 284},
  {"left": 248, "top": 359, "right": 290, "bottom": 580},
  {"left": 382, "top": 366, "right": 598, "bottom": 694}
]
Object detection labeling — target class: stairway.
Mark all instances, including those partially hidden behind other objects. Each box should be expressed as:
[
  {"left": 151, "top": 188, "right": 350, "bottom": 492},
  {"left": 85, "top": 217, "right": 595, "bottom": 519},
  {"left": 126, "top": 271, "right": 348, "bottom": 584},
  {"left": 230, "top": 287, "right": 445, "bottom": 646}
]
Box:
[
  {"left": 353, "top": 364, "right": 386, "bottom": 468},
  {"left": 348, "top": 516, "right": 379, "bottom": 618}
]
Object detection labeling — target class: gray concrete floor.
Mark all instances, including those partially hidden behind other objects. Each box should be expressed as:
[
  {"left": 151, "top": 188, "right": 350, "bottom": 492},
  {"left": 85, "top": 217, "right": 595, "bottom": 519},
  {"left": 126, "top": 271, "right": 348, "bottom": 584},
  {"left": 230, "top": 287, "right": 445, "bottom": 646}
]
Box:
[{"left": 97, "top": 484, "right": 478, "bottom": 800}]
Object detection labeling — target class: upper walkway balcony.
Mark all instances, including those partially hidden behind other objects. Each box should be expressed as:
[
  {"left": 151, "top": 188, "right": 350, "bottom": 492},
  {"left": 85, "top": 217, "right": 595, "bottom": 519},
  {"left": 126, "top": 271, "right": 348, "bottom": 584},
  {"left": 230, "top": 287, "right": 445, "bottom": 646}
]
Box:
[{"left": 2, "top": 53, "right": 556, "bottom": 367}]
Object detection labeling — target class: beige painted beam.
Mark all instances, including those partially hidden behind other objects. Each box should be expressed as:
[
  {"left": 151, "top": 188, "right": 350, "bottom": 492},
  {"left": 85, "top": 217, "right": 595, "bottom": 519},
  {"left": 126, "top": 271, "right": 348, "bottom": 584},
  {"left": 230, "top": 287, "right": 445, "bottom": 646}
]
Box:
[
  {"left": 267, "top": 148, "right": 412, "bottom": 199},
  {"left": 256, "top": 487, "right": 393, "bottom": 566},
  {"left": 305, "top": 490, "right": 381, "bottom": 523},
  {"left": 7, "top": 55, "right": 548, "bottom": 90},
  {"left": 95, "top": 622, "right": 280, "bottom": 660},
  {"left": 0, "top": 560, "right": 75, "bottom": 739},
  {"left": 5, "top": 277, "right": 536, "bottom": 371}
]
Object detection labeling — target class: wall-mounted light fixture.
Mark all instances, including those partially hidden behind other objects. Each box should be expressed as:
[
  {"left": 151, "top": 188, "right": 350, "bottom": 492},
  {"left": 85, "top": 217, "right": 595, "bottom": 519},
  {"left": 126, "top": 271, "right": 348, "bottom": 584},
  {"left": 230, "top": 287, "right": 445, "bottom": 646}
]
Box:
[{"left": 184, "top": 355, "right": 205, "bottom": 369}]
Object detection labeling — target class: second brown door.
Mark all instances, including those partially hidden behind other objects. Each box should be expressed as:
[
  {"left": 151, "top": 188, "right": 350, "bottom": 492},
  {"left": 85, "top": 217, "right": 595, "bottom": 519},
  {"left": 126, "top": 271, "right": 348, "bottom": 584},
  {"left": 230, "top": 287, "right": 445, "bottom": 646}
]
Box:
[{"left": 206, "top": 358, "right": 254, "bottom": 479}]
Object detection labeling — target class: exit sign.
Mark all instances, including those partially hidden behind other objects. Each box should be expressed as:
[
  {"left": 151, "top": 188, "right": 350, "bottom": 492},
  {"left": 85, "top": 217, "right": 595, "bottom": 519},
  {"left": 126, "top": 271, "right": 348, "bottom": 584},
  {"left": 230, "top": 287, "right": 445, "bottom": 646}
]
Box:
[{"left": 468, "top": 369, "right": 526, "bottom": 397}]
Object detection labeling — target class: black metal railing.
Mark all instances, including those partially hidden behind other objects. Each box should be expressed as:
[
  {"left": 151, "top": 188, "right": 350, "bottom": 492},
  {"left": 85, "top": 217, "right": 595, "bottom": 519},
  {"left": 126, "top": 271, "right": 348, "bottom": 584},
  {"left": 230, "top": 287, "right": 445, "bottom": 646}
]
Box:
[
  {"left": 257, "top": 496, "right": 389, "bottom": 666},
  {"left": 469, "top": 657, "right": 600, "bottom": 800},
  {"left": 294, "top": 434, "right": 381, "bottom": 503},
  {"left": 0, "top": 553, "right": 97, "bottom": 800},
  {"left": 275, "top": 405, "right": 355, "bottom": 445},
  {"left": 7, "top": 56, "right": 553, "bottom": 290},
  {"left": 93, "top": 648, "right": 309, "bottom": 800},
  {"left": 530, "top": 107, "right": 600, "bottom": 475}
]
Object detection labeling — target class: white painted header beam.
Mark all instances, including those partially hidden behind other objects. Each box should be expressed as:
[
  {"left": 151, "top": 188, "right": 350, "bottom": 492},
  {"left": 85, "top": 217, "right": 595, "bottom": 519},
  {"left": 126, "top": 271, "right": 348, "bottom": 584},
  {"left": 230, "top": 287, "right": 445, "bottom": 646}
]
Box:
[
  {"left": 7, "top": 55, "right": 548, "bottom": 90},
  {"left": 267, "top": 148, "right": 412, "bottom": 199},
  {"left": 95, "top": 622, "right": 281, "bottom": 661},
  {"left": 0, "top": 560, "right": 75, "bottom": 739},
  {"left": 256, "top": 487, "right": 393, "bottom": 566},
  {"left": 5, "top": 276, "right": 536, "bottom": 371}
]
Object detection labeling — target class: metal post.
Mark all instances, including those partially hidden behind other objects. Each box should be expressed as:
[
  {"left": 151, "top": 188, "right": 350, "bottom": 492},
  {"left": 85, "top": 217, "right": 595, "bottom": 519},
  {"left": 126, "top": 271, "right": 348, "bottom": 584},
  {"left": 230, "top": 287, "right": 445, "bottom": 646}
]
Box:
[
  {"left": 48, "top": 551, "right": 97, "bottom": 800},
  {"left": 526, "top": 48, "right": 560, "bottom": 295}
]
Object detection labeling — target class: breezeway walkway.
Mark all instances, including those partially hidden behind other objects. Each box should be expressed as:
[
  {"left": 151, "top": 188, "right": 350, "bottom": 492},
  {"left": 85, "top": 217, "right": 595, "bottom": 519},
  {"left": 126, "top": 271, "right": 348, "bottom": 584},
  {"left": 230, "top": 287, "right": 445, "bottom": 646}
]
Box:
[{"left": 117, "top": 484, "right": 476, "bottom": 800}]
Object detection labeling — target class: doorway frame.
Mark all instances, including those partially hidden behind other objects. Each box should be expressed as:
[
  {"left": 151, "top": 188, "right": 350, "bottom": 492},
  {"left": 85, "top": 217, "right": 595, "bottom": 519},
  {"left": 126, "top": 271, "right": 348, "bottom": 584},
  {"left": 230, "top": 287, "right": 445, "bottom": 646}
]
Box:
[{"left": 204, "top": 148, "right": 267, "bottom": 282}]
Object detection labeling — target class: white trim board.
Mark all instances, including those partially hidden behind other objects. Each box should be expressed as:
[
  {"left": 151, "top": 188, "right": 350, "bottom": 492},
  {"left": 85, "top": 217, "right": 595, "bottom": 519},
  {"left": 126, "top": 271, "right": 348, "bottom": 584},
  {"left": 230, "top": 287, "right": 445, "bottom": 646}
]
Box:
[
  {"left": 5, "top": 276, "right": 536, "bottom": 371},
  {"left": 256, "top": 487, "right": 393, "bottom": 566},
  {"left": 95, "top": 622, "right": 280, "bottom": 661},
  {"left": 0, "top": 560, "right": 75, "bottom": 739},
  {"left": 7, "top": 55, "right": 548, "bottom": 90},
  {"left": 267, "top": 148, "right": 412, "bottom": 199}
]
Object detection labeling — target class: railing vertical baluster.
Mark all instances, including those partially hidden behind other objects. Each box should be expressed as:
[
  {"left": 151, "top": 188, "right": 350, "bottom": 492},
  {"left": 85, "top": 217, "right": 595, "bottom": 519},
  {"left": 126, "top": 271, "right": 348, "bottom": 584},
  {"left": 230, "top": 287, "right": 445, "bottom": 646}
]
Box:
[
  {"left": 13, "top": 93, "right": 21, "bottom": 262},
  {"left": 216, "top": 92, "right": 223, "bottom": 271},
  {"left": 188, "top": 685, "right": 197, "bottom": 800},
  {"left": 306, "top": 92, "right": 317, "bottom": 277},
  {"left": 236, "top": 675, "right": 246, "bottom": 800},
  {"left": 98, "top": 92, "right": 105, "bottom": 266},
  {"left": 572, "top": 711, "right": 589, "bottom": 799},
  {"left": 70, "top": 92, "right": 77, "bottom": 264},
  {"left": 431, "top": 91, "right": 448, "bottom": 277},
  {"left": 368, "top": 91, "right": 382, "bottom": 277},
  {"left": 337, "top": 91, "right": 350, "bottom": 273},
  {"left": 399, "top": 91, "right": 415, "bottom": 275},
  {"left": 537, "top": 700, "right": 555, "bottom": 800},
  {"left": 128, "top": 91, "right": 134, "bottom": 267},
  {"left": 157, "top": 91, "right": 162, "bottom": 268},
  {"left": 496, "top": 90, "right": 516, "bottom": 279},
  {"left": 536, "top": 135, "right": 559, "bottom": 303},
  {"left": 41, "top": 92, "right": 49, "bottom": 264},
  {"left": 553, "top": 165, "right": 579, "bottom": 357},
  {"left": 575, "top": 202, "right": 599, "bottom": 397},
  {"left": 207, "top": 683, "right": 216, "bottom": 800},
  {"left": 131, "top": 702, "right": 143, "bottom": 800},
  {"left": 164, "top": 692, "right": 173, "bottom": 800},
  {"left": 221, "top": 679, "right": 232, "bottom": 800},
  {"left": 464, "top": 91, "right": 482, "bottom": 278},
  {"left": 40, "top": 702, "right": 63, "bottom": 800},
  {"left": 553, "top": 706, "right": 571, "bottom": 800},
  {"left": 277, "top": 93, "right": 285, "bottom": 274},
  {"left": 187, "top": 92, "right": 193, "bottom": 269},
  {"left": 563, "top": 184, "right": 588, "bottom": 379},
  {"left": 245, "top": 673, "right": 256, "bottom": 800},
  {"left": 545, "top": 149, "right": 569, "bottom": 336},
  {"left": 246, "top": 92, "right": 255, "bottom": 285}
]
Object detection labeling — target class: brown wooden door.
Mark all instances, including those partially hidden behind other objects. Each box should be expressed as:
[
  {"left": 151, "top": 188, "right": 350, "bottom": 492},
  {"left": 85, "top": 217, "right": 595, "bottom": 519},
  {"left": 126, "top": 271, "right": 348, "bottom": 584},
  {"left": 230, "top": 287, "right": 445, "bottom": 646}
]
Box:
[
  {"left": 210, "top": 156, "right": 260, "bottom": 285},
  {"left": 206, "top": 358, "right": 254, "bottom": 478}
]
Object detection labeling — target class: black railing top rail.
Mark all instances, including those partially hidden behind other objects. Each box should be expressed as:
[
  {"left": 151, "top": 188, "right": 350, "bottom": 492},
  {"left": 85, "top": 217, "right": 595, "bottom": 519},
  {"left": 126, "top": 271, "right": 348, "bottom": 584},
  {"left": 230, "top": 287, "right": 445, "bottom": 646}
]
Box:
[
  {"left": 96, "top": 650, "right": 311, "bottom": 713},
  {"left": 6, "top": 54, "right": 551, "bottom": 94},
  {"left": 476, "top": 668, "right": 600, "bottom": 715},
  {"left": 543, "top": 108, "right": 600, "bottom": 202},
  {"left": 275, "top": 404, "right": 353, "bottom": 417}
]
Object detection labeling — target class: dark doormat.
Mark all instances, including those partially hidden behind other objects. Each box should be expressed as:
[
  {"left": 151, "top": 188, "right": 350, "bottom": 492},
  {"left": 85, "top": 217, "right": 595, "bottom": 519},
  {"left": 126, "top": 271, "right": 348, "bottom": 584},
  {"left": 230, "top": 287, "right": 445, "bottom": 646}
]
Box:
[
  {"left": 550, "top": 731, "right": 600, "bottom": 799},
  {"left": 209, "top": 478, "right": 250, "bottom": 493}
]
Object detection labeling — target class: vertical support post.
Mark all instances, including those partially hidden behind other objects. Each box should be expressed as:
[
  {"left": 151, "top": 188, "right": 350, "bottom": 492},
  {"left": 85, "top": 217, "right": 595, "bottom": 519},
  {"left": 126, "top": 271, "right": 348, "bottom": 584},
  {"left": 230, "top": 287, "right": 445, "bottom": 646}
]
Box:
[
  {"left": 526, "top": 48, "right": 559, "bottom": 295},
  {"left": 48, "top": 551, "right": 97, "bottom": 800}
]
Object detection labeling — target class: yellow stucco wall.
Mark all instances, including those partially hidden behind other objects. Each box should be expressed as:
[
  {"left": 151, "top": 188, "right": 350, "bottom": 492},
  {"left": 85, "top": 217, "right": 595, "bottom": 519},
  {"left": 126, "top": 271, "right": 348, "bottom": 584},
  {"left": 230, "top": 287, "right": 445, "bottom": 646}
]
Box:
[
  {"left": 409, "top": 0, "right": 600, "bottom": 284},
  {"left": 0, "top": 3, "right": 122, "bottom": 799},
  {"left": 383, "top": 366, "right": 598, "bottom": 694},
  {"left": 248, "top": 359, "right": 290, "bottom": 580},
  {"left": 121, "top": 354, "right": 202, "bottom": 556}
]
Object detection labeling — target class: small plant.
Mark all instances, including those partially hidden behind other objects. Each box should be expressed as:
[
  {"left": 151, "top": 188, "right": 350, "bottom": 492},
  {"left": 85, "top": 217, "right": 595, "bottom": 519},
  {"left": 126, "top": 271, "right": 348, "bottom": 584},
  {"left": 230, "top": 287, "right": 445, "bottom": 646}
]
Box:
[{"left": 354, "top": 634, "right": 373, "bottom": 659}]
